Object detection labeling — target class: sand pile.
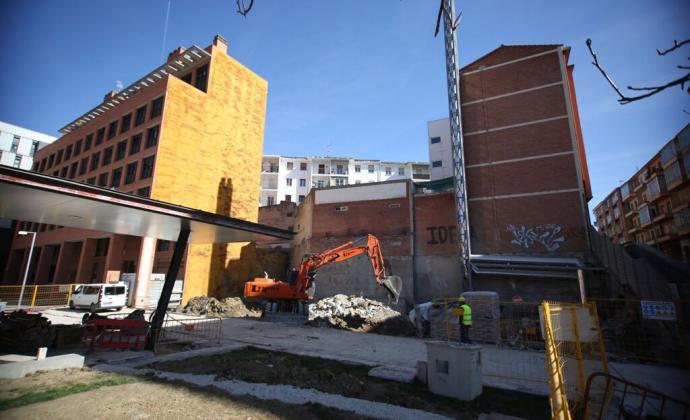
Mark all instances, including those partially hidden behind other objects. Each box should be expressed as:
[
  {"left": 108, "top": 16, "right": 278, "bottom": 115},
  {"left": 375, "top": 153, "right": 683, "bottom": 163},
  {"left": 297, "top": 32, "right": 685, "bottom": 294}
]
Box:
[{"left": 180, "top": 296, "right": 261, "bottom": 318}]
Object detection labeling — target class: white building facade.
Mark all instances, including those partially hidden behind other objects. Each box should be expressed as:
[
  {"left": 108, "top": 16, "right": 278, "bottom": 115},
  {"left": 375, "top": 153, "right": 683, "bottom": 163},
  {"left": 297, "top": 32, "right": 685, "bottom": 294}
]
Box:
[
  {"left": 260, "top": 155, "right": 430, "bottom": 206},
  {"left": 0, "top": 121, "right": 56, "bottom": 170},
  {"left": 427, "top": 118, "right": 453, "bottom": 181}
]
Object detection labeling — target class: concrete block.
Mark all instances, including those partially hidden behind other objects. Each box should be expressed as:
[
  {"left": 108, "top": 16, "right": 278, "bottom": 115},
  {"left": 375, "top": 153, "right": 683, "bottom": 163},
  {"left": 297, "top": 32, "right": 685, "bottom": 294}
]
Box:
[
  {"left": 367, "top": 365, "right": 417, "bottom": 383},
  {"left": 426, "top": 341, "right": 483, "bottom": 401},
  {"left": 0, "top": 353, "right": 85, "bottom": 379}
]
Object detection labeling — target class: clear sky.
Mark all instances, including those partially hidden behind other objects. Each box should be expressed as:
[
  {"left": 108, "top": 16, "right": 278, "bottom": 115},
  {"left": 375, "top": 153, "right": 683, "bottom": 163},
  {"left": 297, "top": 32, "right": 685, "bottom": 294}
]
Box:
[{"left": 1, "top": 0, "right": 688, "bottom": 215}]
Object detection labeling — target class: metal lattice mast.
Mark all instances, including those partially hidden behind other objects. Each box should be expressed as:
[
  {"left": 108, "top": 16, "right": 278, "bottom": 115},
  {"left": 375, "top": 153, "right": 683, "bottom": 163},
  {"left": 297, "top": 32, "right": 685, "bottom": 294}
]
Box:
[{"left": 440, "top": 0, "right": 472, "bottom": 290}]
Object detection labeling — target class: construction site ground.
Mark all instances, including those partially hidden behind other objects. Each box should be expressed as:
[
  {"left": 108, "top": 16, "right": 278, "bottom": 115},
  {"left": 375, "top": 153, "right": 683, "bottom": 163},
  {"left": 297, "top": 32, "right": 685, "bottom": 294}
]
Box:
[{"left": 8, "top": 306, "right": 688, "bottom": 418}]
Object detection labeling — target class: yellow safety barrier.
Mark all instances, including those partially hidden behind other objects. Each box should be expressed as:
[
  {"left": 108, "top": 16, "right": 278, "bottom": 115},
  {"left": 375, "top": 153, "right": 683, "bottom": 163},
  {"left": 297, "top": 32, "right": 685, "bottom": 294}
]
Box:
[{"left": 0, "top": 284, "right": 77, "bottom": 308}]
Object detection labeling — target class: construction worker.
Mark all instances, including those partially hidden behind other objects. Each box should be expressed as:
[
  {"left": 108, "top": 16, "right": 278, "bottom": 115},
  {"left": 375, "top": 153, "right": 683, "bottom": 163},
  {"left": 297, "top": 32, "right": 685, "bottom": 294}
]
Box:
[{"left": 457, "top": 296, "right": 472, "bottom": 344}]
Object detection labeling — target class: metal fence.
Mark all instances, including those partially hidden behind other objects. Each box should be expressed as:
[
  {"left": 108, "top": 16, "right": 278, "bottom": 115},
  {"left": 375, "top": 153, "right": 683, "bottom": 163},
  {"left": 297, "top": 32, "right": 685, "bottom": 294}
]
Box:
[
  {"left": 156, "top": 312, "right": 223, "bottom": 347},
  {"left": 0, "top": 284, "right": 76, "bottom": 308}
]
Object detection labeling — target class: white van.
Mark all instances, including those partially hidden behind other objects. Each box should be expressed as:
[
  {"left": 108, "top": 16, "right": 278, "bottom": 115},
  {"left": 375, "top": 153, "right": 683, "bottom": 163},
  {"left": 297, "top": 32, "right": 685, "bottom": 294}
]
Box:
[{"left": 69, "top": 283, "right": 128, "bottom": 312}]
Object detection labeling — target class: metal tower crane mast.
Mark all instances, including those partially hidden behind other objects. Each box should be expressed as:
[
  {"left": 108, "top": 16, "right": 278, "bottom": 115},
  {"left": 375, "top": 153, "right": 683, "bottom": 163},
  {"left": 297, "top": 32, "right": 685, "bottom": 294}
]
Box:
[{"left": 435, "top": 0, "right": 472, "bottom": 290}]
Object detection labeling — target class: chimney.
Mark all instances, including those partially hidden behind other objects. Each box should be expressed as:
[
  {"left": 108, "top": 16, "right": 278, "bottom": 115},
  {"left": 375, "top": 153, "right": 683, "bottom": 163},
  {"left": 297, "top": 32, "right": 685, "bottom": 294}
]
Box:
[
  {"left": 103, "top": 90, "right": 118, "bottom": 102},
  {"left": 213, "top": 34, "right": 228, "bottom": 54},
  {"left": 167, "top": 46, "right": 186, "bottom": 63}
]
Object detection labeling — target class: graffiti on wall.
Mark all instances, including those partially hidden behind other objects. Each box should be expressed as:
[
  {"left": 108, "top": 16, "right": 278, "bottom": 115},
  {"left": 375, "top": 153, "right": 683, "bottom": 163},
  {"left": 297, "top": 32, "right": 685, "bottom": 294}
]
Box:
[
  {"left": 506, "top": 224, "right": 565, "bottom": 252},
  {"left": 426, "top": 226, "right": 458, "bottom": 245}
]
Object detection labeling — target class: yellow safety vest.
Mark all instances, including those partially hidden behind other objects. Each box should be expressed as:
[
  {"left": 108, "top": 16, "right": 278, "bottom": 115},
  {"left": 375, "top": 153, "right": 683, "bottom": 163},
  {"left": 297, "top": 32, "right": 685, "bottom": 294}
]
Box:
[{"left": 461, "top": 304, "right": 472, "bottom": 326}]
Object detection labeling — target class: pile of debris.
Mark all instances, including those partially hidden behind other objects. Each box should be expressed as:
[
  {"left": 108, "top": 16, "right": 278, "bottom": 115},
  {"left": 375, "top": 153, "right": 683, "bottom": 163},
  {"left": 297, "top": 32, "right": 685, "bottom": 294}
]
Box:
[
  {"left": 308, "top": 294, "right": 415, "bottom": 336},
  {"left": 179, "top": 296, "right": 261, "bottom": 318},
  {"left": 0, "top": 310, "right": 55, "bottom": 353}
]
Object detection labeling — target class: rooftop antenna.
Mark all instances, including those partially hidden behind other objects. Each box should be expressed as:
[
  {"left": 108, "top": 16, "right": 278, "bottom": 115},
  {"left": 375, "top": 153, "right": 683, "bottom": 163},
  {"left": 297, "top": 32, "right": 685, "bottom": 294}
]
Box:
[{"left": 435, "top": 0, "right": 472, "bottom": 291}]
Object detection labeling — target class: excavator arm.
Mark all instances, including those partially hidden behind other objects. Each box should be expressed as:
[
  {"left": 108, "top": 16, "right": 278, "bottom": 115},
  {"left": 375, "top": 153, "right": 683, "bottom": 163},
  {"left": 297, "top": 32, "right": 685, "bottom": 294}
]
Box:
[{"left": 243, "top": 234, "right": 402, "bottom": 304}]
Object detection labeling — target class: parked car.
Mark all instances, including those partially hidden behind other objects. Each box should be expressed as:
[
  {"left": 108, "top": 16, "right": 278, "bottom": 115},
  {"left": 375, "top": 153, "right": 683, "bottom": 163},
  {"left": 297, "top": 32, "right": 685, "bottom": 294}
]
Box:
[{"left": 69, "top": 283, "right": 128, "bottom": 312}]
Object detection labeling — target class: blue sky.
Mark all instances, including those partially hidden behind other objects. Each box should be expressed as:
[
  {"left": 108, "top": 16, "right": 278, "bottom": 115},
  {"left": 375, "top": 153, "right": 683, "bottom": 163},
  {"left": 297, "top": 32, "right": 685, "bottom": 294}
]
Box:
[{"left": 1, "top": 0, "right": 688, "bottom": 214}]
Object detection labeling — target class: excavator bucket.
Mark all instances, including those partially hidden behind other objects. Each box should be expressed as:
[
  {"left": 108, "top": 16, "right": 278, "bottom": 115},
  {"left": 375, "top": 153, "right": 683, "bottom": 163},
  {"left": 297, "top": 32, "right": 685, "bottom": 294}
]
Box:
[{"left": 380, "top": 275, "right": 403, "bottom": 304}]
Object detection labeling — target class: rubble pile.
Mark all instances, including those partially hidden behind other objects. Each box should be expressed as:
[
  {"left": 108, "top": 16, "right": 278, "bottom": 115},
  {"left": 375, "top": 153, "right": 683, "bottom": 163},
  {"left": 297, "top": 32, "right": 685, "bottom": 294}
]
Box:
[
  {"left": 308, "top": 294, "right": 415, "bottom": 336},
  {"left": 0, "top": 310, "right": 55, "bottom": 353},
  {"left": 180, "top": 296, "right": 261, "bottom": 318}
]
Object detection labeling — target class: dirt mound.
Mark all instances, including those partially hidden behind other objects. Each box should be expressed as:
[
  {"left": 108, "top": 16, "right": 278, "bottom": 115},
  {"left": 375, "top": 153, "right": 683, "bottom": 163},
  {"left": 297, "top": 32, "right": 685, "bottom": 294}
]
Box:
[
  {"left": 0, "top": 310, "right": 55, "bottom": 353},
  {"left": 180, "top": 296, "right": 261, "bottom": 318},
  {"left": 308, "top": 294, "right": 415, "bottom": 336}
]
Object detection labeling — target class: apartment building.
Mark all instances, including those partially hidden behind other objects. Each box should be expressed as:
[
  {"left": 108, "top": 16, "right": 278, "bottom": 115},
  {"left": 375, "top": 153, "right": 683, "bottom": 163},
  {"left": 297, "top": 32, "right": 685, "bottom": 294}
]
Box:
[
  {"left": 594, "top": 123, "right": 690, "bottom": 262},
  {"left": 0, "top": 121, "right": 56, "bottom": 170},
  {"left": 4, "top": 35, "right": 269, "bottom": 304},
  {"left": 259, "top": 155, "right": 430, "bottom": 207}
]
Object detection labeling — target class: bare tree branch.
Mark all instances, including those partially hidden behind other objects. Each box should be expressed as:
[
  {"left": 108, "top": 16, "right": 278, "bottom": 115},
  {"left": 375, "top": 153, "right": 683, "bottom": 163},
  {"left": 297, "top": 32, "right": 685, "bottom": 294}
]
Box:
[
  {"left": 586, "top": 38, "right": 690, "bottom": 105},
  {"left": 236, "top": 0, "right": 254, "bottom": 17},
  {"left": 657, "top": 39, "right": 690, "bottom": 56}
]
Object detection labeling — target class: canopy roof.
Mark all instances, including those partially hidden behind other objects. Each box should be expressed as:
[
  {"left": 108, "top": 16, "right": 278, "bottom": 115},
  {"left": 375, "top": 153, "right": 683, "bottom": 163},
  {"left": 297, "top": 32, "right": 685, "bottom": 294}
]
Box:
[{"left": 0, "top": 166, "right": 292, "bottom": 244}]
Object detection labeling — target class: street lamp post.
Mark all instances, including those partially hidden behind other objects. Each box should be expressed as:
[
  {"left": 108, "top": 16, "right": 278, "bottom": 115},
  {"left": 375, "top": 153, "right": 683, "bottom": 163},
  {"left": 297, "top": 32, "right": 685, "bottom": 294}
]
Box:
[{"left": 17, "top": 230, "right": 37, "bottom": 310}]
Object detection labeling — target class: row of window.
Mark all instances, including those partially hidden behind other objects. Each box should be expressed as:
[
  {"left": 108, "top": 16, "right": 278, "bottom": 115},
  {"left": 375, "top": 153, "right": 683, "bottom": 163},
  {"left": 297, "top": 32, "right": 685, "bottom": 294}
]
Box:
[
  {"left": 8, "top": 135, "right": 40, "bottom": 156},
  {"left": 81, "top": 155, "right": 155, "bottom": 188},
  {"left": 279, "top": 161, "right": 409, "bottom": 176},
  {"left": 285, "top": 178, "right": 307, "bottom": 187},
  {"left": 38, "top": 125, "right": 159, "bottom": 175},
  {"left": 37, "top": 97, "right": 164, "bottom": 172}
]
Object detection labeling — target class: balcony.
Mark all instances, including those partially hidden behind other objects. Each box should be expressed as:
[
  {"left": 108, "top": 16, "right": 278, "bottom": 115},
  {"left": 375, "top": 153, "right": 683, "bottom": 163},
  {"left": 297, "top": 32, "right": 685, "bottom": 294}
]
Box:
[
  {"left": 413, "top": 173, "right": 431, "bottom": 179},
  {"left": 262, "top": 165, "right": 279, "bottom": 173},
  {"left": 331, "top": 169, "right": 348, "bottom": 176},
  {"left": 646, "top": 176, "right": 667, "bottom": 202}
]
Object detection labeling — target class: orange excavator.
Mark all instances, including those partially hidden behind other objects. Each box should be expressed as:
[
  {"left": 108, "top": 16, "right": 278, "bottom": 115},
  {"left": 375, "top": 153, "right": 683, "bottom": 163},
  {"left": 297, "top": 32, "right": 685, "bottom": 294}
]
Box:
[{"left": 244, "top": 234, "right": 402, "bottom": 315}]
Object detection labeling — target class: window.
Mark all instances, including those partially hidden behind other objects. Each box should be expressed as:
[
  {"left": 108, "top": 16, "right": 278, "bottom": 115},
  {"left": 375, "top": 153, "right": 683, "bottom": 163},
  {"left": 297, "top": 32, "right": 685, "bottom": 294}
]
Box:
[
  {"left": 107, "top": 121, "right": 118, "bottom": 139},
  {"left": 385, "top": 167, "right": 391, "bottom": 175},
  {"left": 430, "top": 136, "right": 441, "bottom": 144},
  {"left": 298, "top": 195, "right": 305, "bottom": 203},
  {"left": 145, "top": 125, "right": 159, "bottom": 148},
  {"left": 64, "top": 145, "right": 73, "bottom": 160},
  {"left": 95, "top": 238, "right": 109, "bottom": 256},
  {"left": 136, "top": 186, "right": 151, "bottom": 197},
  {"left": 285, "top": 194, "right": 292, "bottom": 203},
  {"left": 130, "top": 133, "right": 142, "bottom": 155},
  {"left": 84, "top": 134, "right": 93, "bottom": 151},
  {"left": 102, "top": 146, "right": 113, "bottom": 166},
  {"left": 300, "top": 162, "right": 307, "bottom": 171},
  {"left": 432, "top": 160, "right": 442, "bottom": 168},
  {"left": 335, "top": 178, "right": 345, "bottom": 186},
  {"left": 660, "top": 141, "right": 677, "bottom": 166},
  {"left": 30, "top": 141, "right": 39, "bottom": 156},
  {"left": 355, "top": 180, "right": 361, "bottom": 184},
  {"left": 86, "top": 177, "right": 96, "bottom": 185},
  {"left": 105, "top": 286, "right": 126, "bottom": 296},
  {"left": 48, "top": 154, "right": 55, "bottom": 168},
  {"left": 267, "top": 196, "right": 275, "bottom": 206},
  {"left": 150, "top": 96, "right": 164, "bottom": 119},
  {"left": 69, "top": 162, "right": 78, "bottom": 178},
  {"left": 10, "top": 136, "right": 20, "bottom": 152},
  {"left": 141, "top": 155, "right": 155, "bottom": 179},
  {"left": 181, "top": 72, "right": 192, "bottom": 84},
  {"left": 52, "top": 170, "right": 58, "bottom": 176},
  {"left": 156, "top": 240, "right": 170, "bottom": 252},
  {"left": 96, "top": 127, "right": 105, "bottom": 145},
  {"left": 60, "top": 166, "right": 68, "bottom": 177},
  {"left": 111, "top": 167, "right": 122, "bottom": 188},
  {"left": 398, "top": 167, "right": 405, "bottom": 176},
  {"left": 13, "top": 155, "right": 22, "bottom": 168},
  {"left": 336, "top": 164, "right": 345, "bottom": 174},
  {"left": 74, "top": 139, "right": 82, "bottom": 156},
  {"left": 90, "top": 152, "right": 101, "bottom": 171},
  {"left": 39, "top": 158, "right": 47, "bottom": 172},
  {"left": 125, "top": 162, "right": 137, "bottom": 184},
  {"left": 79, "top": 158, "right": 88, "bottom": 175},
  {"left": 299, "top": 178, "right": 306, "bottom": 187},
  {"left": 286, "top": 178, "right": 292, "bottom": 186},
  {"left": 317, "top": 180, "right": 325, "bottom": 188},
  {"left": 135, "top": 105, "right": 147, "bottom": 126},
  {"left": 639, "top": 206, "right": 651, "bottom": 226},
  {"left": 287, "top": 162, "right": 293, "bottom": 170},
  {"left": 355, "top": 165, "right": 361, "bottom": 173},
  {"left": 368, "top": 165, "right": 374, "bottom": 173},
  {"left": 665, "top": 162, "right": 682, "bottom": 185},
  {"left": 318, "top": 164, "right": 325, "bottom": 174},
  {"left": 195, "top": 64, "right": 209, "bottom": 92},
  {"left": 120, "top": 114, "right": 132, "bottom": 133},
  {"left": 116, "top": 140, "right": 127, "bottom": 161}
]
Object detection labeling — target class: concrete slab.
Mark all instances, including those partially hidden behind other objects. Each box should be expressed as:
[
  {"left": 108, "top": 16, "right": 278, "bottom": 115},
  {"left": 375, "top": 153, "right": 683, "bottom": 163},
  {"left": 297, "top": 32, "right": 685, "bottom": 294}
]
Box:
[
  {"left": 0, "top": 354, "right": 36, "bottom": 363},
  {"left": 0, "top": 353, "right": 85, "bottom": 379},
  {"left": 368, "top": 366, "right": 417, "bottom": 383}
]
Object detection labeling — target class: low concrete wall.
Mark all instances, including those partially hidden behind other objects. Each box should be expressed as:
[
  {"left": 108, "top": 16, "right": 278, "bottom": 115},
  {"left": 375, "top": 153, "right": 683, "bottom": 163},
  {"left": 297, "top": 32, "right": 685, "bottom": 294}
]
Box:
[
  {"left": 413, "top": 255, "right": 462, "bottom": 303},
  {"left": 0, "top": 353, "right": 85, "bottom": 379}
]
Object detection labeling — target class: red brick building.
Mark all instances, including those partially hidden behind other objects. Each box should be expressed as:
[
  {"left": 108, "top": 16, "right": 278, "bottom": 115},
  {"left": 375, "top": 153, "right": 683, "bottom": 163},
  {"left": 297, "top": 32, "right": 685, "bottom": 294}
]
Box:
[{"left": 461, "top": 45, "right": 592, "bottom": 258}]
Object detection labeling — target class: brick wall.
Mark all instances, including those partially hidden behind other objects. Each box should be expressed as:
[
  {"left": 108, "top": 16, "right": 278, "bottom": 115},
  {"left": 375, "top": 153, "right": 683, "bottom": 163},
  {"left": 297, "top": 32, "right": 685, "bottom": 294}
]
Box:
[{"left": 152, "top": 43, "right": 268, "bottom": 301}]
